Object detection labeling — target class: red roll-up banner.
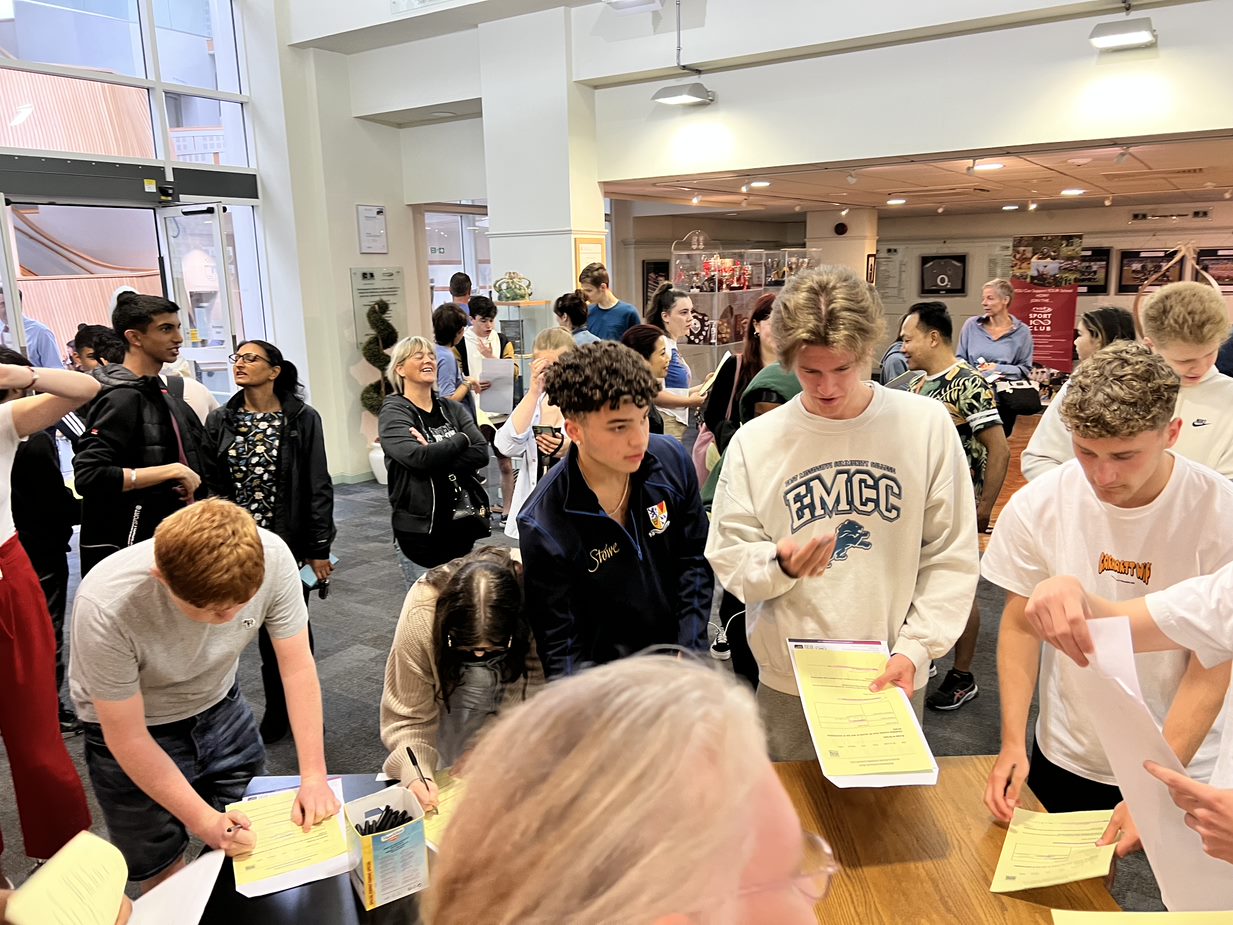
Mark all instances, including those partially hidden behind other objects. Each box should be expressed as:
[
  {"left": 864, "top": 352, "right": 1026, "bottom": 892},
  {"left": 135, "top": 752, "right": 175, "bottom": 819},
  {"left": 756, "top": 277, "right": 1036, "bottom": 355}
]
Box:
[{"left": 1009, "top": 234, "right": 1083, "bottom": 374}]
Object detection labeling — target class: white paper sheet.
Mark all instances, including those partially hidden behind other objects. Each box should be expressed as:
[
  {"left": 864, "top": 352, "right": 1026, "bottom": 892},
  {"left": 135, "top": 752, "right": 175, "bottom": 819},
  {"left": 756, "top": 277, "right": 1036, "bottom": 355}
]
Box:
[
  {"left": 787, "top": 637, "right": 938, "bottom": 788},
  {"left": 478, "top": 358, "right": 515, "bottom": 415},
  {"left": 1076, "top": 618, "right": 1233, "bottom": 911},
  {"left": 130, "top": 850, "right": 225, "bottom": 925}
]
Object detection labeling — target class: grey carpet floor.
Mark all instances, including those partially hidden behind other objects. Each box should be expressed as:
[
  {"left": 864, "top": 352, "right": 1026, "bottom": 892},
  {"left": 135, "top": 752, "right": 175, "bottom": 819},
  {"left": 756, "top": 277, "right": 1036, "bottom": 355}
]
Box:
[{"left": 0, "top": 481, "right": 1164, "bottom": 910}]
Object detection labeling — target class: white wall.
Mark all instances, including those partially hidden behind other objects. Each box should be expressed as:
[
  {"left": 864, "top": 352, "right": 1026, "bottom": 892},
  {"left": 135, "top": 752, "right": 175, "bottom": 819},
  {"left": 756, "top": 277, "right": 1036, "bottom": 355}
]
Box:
[
  {"left": 401, "top": 118, "right": 487, "bottom": 203},
  {"left": 876, "top": 200, "right": 1233, "bottom": 356},
  {"left": 349, "top": 30, "right": 480, "bottom": 118},
  {"left": 593, "top": 2, "right": 1233, "bottom": 181}
]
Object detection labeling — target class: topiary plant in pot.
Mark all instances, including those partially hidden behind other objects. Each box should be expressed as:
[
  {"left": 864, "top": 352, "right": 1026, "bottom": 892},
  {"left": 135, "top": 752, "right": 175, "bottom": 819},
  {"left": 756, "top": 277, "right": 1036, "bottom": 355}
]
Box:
[{"left": 360, "top": 299, "right": 399, "bottom": 482}]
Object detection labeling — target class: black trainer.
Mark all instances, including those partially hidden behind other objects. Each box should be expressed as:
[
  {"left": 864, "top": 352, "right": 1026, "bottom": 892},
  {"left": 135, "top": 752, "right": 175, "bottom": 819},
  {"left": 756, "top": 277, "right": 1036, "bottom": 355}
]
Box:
[
  {"left": 926, "top": 669, "right": 978, "bottom": 712},
  {"left": 59, "top": 704, "right": 83, "bottom": 737}
]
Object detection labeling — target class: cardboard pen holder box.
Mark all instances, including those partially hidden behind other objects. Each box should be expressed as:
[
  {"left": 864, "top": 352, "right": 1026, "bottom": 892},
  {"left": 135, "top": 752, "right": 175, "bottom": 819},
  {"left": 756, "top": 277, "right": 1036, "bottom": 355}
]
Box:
[{"left": 345, "top": 786, "right": 428, "bottom": 910}]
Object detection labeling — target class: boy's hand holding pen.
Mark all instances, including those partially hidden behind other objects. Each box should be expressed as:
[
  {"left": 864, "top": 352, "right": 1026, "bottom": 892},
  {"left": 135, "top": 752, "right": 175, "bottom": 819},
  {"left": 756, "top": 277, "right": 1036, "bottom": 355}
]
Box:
[{"left": 405, "top": 746, "right": 440, "bottom": 814}]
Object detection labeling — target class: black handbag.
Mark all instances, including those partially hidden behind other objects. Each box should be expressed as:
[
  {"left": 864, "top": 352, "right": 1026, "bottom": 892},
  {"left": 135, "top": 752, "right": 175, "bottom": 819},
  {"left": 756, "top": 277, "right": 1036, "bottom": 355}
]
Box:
[
  {"left": 448, "top": 471, "right": 492, "bottom": 541},
  {"left": 995, "top": 379, "right": 1043, "bottom": 416}
]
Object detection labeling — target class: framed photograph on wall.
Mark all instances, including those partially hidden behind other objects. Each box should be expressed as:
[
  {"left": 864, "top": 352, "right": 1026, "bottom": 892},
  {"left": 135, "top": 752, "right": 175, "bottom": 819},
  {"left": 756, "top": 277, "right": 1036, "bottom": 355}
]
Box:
[
  {"left": 643, "top": 259, "right": 670, "bottom": 308},
  {"left": 1195, "top": 248, "right": 1233, "bottom": 293},
  {"left": 1117, "top": 249, "right": 1184, "bottom": 294},
  {"left": 919, "top": 254, "right": 967, "bottom": 296},
  {"left": 1077, "top": 247, "right": 1112, "bottom": 295},
  {"left": 866, "top": 253, "right": 877, "bottom": 285}
]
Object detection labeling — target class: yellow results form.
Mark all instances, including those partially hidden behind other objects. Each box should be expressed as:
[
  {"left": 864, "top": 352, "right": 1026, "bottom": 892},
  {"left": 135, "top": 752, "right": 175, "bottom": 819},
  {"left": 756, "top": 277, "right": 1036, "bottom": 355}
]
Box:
[
  {"left": 423, "top": 768, "right": 467, "bottom": 852},
  {"left": 787, "top": 638, "right": 938, "bottom": 788},
  {"left": 991, "top": 807, "right": 1116, "bottom": 893}
]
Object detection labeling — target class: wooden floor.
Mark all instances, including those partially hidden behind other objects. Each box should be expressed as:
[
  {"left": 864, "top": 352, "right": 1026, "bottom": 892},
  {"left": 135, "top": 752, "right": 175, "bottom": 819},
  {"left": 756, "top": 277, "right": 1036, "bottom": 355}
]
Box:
[{"left": 982, "top": 413, "right": 1038, "bottom": 553}]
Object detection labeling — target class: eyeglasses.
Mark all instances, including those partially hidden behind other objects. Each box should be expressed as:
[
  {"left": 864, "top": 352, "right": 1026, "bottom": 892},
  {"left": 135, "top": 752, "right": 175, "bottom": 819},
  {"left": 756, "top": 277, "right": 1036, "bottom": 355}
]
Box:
[
  {"left": 229, "top": 353, "right": 271, "bottom": 366},
  {"left": 739, "top": 829, "right": 840, "bottom": 904}
]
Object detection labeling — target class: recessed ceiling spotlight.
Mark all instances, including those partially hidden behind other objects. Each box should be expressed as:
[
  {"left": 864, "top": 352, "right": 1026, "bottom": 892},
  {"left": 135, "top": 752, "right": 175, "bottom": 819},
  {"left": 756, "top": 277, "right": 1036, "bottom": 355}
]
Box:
[
  {"left": 1104, "top": 196, "right": 1113, "bottom": 206},
  {"left": 750, "top": 180, "right": 771, "bottom": 188},
  {"left": 936, "top": 206, "right": 945, "bottom": 214},
  {"left": 726, "top": 212, "right": 738, "bottom": 216},
  {"left": 1061, "top": 188, "right": 1086, "bottom": 196},
  {"left": 691, "top": 194, "right": 702, "bottom": 205},
  {"left": 1115, "top": 147, "right": 1131, "bottom": 165},
  {"left": 1067, "top": 157, "right": 1092, "bottom": 166},
  {"left": 839, "top": 207, "right": 850, "bottom": 217},
  {"left": 1204, "top": 181, "right": 1216, "bottom": 189},
  {"left": 886, "top": 197, "right": 907, "bottom": 206},
  {"left": 740, "top": 184, "right": 749, "bottom": 193},
  {"left": 846, "top": 172, "right": 858, "bottom": 186},
  {"left": 1225, "top": 190, "right": 1233, "bottom": 200},
  {"left": 793, "top": 204, "right": 804, "bottom": 212},
  {"left": 1028, "top": 201, "right": 1038, "bottom": 211},
  {"left": 974, "top": 163, "right": 1005, "bottom": 172},
  {"left": 1003, "top": 205, "right": 1019, "bottom": 211}
]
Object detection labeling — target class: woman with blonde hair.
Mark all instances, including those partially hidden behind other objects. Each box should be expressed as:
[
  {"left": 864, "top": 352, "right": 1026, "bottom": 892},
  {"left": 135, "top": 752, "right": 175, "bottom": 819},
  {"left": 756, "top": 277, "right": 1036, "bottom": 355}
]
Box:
[
  {"left": 493, "top": 326, "right": 575, "bottom": 540},
  {"left": 380, "top": 545, "right": 542, "bottom": 811},
  {"left": 956, "top": 277, "right": 1035, "bottom": 434},
  {"left": 379, "top": 336, "right": 489, "bottom": 589},
  {"left": 423, "top": 656, "right": 835, "bottom": 925}
]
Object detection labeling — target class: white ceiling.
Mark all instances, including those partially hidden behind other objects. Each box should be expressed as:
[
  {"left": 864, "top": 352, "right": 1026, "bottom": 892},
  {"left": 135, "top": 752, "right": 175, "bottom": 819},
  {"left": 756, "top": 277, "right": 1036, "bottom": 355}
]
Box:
[{"left": 602, "top": 135, "right": 1233, "bottom": 220}]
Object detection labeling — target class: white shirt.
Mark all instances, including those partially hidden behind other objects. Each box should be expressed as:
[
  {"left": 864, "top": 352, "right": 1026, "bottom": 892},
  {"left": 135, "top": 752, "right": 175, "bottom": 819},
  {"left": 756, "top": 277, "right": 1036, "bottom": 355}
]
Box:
[
  {"left": 1148, "top": 562, "right": 1233, "bottom": 787},
  {"left": 0, "top": 403, "right": 18, "bottom": 542},
  {"left": 494, "top": 393, "right": 551, "bottom": 541},
  {"left": 1023, "top": 368, "right": 1233, "bottom": 480},
  {"left": 983, "top": 454, "right": 1233, "bottom": 784}
]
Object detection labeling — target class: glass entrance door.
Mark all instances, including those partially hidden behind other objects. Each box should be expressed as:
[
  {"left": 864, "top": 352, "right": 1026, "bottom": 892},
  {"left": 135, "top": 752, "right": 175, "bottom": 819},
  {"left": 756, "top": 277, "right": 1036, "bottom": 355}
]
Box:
[{"left": 158, "top": 203, "right": 239, "bottom": 401}]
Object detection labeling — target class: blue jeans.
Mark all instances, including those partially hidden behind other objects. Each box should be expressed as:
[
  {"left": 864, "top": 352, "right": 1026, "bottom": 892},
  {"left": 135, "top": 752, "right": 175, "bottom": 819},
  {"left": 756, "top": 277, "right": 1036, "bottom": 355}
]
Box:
[{"left": 83, "top": 683, "right": 266, "bottom": 881}]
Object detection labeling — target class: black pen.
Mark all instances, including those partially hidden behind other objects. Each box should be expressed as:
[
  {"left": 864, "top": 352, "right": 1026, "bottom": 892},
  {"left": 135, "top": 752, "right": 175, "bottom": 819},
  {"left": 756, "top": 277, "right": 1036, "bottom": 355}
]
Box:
[{"left": 406, "top": 746, "right": 438, "bottom": 815}]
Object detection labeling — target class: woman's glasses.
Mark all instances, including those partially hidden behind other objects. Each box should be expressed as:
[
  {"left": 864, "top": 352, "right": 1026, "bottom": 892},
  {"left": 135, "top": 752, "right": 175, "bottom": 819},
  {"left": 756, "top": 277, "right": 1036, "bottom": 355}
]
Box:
[
  {"left": 739, "top": 829, "right": 840, "bottom": 904},
  {"left": 229, "top": 353, "right": 271, "bottom": 366}
]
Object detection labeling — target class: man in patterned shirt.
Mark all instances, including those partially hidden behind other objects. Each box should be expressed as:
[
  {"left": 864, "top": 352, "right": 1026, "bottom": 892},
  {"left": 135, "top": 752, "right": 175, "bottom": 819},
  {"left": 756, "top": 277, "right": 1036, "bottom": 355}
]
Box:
[{"left": 901, "top": 301, "right": 1010, "bottom": 710}]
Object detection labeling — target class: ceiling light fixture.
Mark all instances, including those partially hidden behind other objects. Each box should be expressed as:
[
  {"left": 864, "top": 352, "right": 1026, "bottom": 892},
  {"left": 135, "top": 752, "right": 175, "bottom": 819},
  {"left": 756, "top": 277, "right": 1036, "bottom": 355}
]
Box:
[
  {"left": 1115, "top": 147, "right": 1131, "bottom": 165},
  {"left": 1028, "top": 201, "right": 1038, "bottom": 211},
  {"left": 740, "top": 184, "right": 749, "bottom": 193},
  {"left": 1003, "top": 205, "right": 1019, "bottom": 211},
  {"left": 1061, "top": 188, "right": 1086, "bottom": 196},
  {"left": 936, "top": 206, "right": 945, "bottom": 214},
  {"left": 691, "top": 194, "right": 702, "bottom": 205},
  {"left": 974, "top": 162, "right": 1005, "bottom": 172},
  {"left": 1104, "top": 196, "right": 1114, "bottom": 206},
  {"left": 1089, "top": 16, "right": 1157, "bottom": 51},
  {"left": 1225, "top": 190, "right": 1233, "bottom": 200},
  {"left": 750, "top": 180, "right": 771, "bottom": 188},
  {"left": 793, "top": 205, "right": 804, "bottom": 212},
  {"left": 965, "top": 160, "right": 975, "bottom": 176},
  {"left": 887, "top": 197, "right": 907, "bottom": 206},
  {"left": 846, "top": 172, "right": 858, "bottom": 186},
  {"left": 839, "top": 207, "right": 850, "bottom": 217},
  {"left": 652, "top": 1, "right": 715, "bottom": 106}
]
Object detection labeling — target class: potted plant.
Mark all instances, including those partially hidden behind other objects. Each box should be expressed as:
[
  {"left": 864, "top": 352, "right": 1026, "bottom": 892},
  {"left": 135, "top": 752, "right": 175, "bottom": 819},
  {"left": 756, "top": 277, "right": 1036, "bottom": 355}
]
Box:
[{"left": 361, "top": 298, "right": 398, "bottom": 483}]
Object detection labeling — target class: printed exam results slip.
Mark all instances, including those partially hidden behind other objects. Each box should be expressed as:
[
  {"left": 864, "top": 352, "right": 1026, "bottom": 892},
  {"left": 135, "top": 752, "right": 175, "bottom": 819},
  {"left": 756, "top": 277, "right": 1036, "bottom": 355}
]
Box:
[{"left": 788, "top": 638, "right": 938, "bottom": 788}]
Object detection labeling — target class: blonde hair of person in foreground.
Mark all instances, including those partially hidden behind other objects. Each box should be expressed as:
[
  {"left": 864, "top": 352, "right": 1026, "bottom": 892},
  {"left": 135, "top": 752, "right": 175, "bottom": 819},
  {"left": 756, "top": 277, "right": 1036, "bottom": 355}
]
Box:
[{"left": 421, "top": 655, "right": 835, "bottom": 925}]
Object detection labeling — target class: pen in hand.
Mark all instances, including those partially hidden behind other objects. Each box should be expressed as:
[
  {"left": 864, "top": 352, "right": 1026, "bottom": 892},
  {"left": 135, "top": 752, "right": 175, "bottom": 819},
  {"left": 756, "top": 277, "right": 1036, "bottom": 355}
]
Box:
[{"left": 406, "top": 746, "right": 438, "bottom": 815}]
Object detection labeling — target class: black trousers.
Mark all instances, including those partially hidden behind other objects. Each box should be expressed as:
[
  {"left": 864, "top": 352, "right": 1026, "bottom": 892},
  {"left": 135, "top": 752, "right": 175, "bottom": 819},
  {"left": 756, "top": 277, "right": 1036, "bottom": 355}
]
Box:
[
  {"left": 718, "top": 589, "right": 759, "bottom": 690},
  {"left": 1028, "top": 738, "right": 1122, "bottom": 813},
  {"left": 30, "top": 549, "right": 69, "bottom": 695},
  {"left": 256, "top": 584, "right": 316, "bottom": 727}
]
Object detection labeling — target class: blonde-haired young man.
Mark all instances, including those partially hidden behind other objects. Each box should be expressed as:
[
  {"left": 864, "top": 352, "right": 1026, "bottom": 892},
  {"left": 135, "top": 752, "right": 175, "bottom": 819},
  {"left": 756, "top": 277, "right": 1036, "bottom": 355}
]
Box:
[
  {"left": 984, "top": 342, "right": 1233, "bottom": 855},
  {"left": 1023, "top": 281, "right": 1233, "bottom": 478},
  {"left": 68, "top": 499, "right": 339, "bottom": 889},
  {"left": 706, "top": 265, "right": 978, "bottom": 759}
]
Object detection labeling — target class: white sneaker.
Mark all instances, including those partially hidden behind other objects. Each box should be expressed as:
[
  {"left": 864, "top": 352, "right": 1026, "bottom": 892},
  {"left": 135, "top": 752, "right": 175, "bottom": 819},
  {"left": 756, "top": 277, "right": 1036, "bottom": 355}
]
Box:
[{"left": 928, "top": 661, "right": 938, "bottom": 678}]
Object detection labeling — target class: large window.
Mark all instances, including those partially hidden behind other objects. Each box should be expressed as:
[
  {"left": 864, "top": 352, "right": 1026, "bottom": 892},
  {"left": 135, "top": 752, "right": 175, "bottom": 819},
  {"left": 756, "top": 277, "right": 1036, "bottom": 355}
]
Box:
[{"left": 0, "top": 0, "right": 249, "bottom": 166}]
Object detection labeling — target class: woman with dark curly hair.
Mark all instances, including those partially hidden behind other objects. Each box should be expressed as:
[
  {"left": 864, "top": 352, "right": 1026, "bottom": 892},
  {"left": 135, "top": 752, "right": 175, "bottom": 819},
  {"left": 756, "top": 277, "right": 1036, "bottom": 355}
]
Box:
[
  {"left": 379, "top": 545, "right": 543, "bottom": 811},
  {"left": 515, "top": 342, "right": 713, "bottom": 677}
]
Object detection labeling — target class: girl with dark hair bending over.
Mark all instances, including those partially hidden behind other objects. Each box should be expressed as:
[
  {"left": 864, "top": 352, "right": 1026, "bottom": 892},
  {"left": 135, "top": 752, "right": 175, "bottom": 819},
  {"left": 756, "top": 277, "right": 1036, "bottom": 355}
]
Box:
[
  {"left": 203, "top": 340, "right": 335, "bottom": 742},
  {"left": 380, "top": 546, "right": 543, "bottom": 810}
]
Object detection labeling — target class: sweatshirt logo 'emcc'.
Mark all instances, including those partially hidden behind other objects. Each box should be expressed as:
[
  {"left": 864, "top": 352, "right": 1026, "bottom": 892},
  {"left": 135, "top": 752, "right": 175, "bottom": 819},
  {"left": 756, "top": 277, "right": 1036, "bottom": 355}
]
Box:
[{"left": 783, "top": 464, "right": 903, "bottom": 532}]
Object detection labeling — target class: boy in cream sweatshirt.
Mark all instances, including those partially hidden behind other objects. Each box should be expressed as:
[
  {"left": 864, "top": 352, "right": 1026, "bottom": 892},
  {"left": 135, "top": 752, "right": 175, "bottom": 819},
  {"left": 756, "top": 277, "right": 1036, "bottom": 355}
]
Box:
[{"left": 706, "top": 266, "right": 979, "bottom": 761}]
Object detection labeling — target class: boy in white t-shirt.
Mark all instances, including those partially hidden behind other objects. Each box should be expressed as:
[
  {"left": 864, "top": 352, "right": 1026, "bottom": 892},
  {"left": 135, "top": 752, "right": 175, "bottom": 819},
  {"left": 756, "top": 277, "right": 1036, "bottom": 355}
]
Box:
[
  {"left": 983, "top": 343, "right": 1233, "bottom": 854},
  {"left": 1023, "top": 282, "right": 1233, "bottom": 479}
]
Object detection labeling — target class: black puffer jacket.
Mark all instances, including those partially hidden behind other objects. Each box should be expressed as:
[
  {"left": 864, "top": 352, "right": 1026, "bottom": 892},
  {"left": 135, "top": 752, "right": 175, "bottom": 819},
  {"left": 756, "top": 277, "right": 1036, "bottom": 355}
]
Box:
[
  {"left": 73, "top": 366, "right": 208, "bottom": 573},
  {"left": 203, "top": 391, "right": 336, "bottom": 561}
]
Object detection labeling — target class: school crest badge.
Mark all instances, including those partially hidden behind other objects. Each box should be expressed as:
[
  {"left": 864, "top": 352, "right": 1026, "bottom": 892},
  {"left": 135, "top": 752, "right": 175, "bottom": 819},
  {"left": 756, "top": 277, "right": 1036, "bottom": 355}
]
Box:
[{"left": 646, "top": 500, "right": 670, "bottom": 536}]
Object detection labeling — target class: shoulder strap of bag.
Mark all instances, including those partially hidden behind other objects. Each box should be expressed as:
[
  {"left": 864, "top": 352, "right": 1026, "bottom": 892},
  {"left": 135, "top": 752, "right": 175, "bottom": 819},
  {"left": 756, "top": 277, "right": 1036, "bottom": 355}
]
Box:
[{"left": 723, "top": 355, "right": 743, "bottom": 421}]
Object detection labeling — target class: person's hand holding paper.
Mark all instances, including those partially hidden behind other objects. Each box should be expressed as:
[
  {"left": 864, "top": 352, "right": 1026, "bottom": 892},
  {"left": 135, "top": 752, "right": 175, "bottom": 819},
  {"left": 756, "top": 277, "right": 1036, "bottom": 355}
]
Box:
[
  {"left": 1145, "top": 762, "right": 1233, "bottom": 864},
  {"left": 868, "top": 653, "right": 916, "bottom": 698},
  {"left": 292, "top": 775, "right": 342, "bottom": 833},
  {"left": 1097, "top": 801, "right": 1143, "bottom": 857}
]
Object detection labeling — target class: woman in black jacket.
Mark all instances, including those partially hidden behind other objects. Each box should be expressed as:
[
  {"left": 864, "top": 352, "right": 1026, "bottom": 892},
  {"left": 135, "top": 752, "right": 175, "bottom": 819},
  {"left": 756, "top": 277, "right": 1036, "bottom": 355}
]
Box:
[
  {"left": 380, "top": 336, "right": 490, "bottom": 591},
  {"left": 204, "top": 339, "right": 335, "bottom": 743}
]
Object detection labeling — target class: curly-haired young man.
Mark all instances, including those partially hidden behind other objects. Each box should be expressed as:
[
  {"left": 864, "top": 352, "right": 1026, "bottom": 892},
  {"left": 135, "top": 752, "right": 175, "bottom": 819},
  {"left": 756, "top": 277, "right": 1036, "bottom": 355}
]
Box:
[
  {"left": 516, "top": 341, "right": 713, "bottom": 677},
  {"left": 983, "top": 342, "right": 1233, "bottom": 857}
]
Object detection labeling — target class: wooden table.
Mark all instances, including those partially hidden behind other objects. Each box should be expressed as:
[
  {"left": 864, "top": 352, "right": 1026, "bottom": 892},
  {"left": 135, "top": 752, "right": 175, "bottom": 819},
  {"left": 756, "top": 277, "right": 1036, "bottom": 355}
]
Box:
[{"left": 775, "top": 755, "right": 1120, "bottom": 924}]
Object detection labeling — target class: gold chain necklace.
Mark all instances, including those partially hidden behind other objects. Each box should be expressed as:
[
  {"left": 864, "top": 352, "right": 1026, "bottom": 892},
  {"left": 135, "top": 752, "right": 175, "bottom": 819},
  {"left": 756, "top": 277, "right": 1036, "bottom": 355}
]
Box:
[{"left": 581, "top": 468, "right": 631, "bottom": 520}]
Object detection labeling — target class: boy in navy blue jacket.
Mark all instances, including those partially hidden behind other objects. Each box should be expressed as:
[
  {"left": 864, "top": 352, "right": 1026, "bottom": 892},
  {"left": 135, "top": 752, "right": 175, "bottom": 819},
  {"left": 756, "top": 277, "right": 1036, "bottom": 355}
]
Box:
[{"left": 517, "top": 342, "right": 713, "bottom": 677}]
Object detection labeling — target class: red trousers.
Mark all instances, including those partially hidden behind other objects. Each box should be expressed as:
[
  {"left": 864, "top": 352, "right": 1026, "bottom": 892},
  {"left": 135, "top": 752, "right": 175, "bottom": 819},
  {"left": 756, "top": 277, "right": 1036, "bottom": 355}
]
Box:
[{"left": 0, "top": 533, "right": 91, "bottom": 859}]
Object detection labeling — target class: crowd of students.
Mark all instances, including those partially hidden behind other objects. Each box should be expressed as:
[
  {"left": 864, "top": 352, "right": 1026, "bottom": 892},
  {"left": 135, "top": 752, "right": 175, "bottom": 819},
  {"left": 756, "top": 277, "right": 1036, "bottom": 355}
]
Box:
[{"left": 2, "top": 263, "right": 1233, "bottom": 923}]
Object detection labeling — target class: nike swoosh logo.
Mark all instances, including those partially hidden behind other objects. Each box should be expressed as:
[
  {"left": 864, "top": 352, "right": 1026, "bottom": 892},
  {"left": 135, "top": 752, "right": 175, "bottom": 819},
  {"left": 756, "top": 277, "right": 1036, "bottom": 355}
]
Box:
[{"left": 1193, "top": 419, "right": 1212, "bottom": 427}]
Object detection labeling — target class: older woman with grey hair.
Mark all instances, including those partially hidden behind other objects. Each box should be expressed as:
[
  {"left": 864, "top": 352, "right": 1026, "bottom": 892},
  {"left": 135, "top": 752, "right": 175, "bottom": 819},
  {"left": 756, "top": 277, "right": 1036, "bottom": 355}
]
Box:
[
  {"left": 956, "top": 277, "right": 1035, "bottom": 433},
  {"left": 379, "top": 335, "right": 490, "bottom": 589},
  {"left": 423, "top": 656, "right": 837, "bottom": 925}
]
